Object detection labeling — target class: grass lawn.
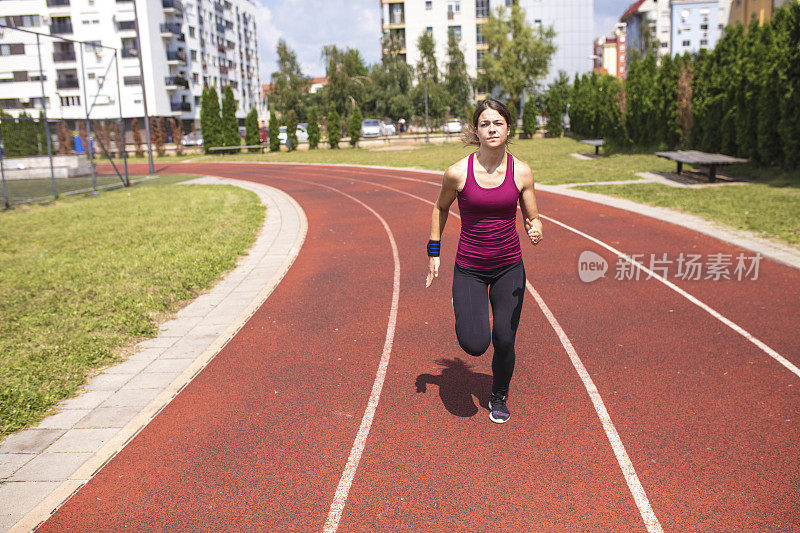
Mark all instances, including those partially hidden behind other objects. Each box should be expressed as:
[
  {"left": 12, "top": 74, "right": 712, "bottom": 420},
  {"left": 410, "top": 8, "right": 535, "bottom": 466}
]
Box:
[
  {"left": 0, "top": 175, "right": 264, "bottom": 436},
  {"left": 194, "top": 137, "right": 676, "bottom": 185},
  {"left": 575, "top": 166, "right": 800, "bottom": 245}
]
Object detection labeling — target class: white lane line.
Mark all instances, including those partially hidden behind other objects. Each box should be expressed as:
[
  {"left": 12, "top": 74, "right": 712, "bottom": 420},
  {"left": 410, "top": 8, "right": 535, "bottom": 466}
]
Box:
[
  {"left": 540, "top": 215, "right": 800, "bottom": 380},
  {"left": 325, "top": 174, "right": 663, "bottom": 532},
  {"left": 299, "top": 181, "right": 401, "bottom": 533},
  {"left": 525, "top": 280, "right": 663, "bottom": 533},
  {"left": 345, "top": 170, "right": 797, "bottom": 379}
]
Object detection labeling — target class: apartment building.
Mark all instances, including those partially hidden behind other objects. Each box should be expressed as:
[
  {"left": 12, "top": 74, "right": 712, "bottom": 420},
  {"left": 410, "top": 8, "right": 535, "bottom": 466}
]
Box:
[
  {"left": 728, "top": 0, "right": 796, "bottom": 25},
  {"left": 0, "top": 0, "right": 262, "bottom": 128},
  {"left": 380, "top": 0, "right": 593, "bottom": 88}
]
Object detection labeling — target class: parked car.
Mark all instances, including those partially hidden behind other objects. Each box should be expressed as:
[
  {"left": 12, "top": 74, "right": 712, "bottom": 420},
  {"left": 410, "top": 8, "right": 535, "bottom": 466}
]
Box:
[
  {"left": 360, "top": 119, "right": 382, "bottom": 138},
  {"left": 181, "top": 132, "right": 203, "bottom": 146},
  {"left": 444, "top": 118, "right": 462, "bottom": 134},
  {"left": 278, "top": 125, "right": 309, "bottom": 146},
  {"left": 380, "top": 119, "right": 396, "bottom": 136}
]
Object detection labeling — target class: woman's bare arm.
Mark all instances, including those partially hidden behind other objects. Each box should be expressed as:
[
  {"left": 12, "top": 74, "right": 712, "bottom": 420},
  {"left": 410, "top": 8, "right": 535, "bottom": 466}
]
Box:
[
  {"left": 426, "top": 164, "right": 463, "bottom": 287},
  {"left": 516, "top": 159, "right": 543, "bottom": 245}
]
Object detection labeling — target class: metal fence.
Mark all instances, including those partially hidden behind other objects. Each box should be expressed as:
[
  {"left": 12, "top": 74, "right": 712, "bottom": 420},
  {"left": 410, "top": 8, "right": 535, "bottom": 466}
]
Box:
[{"left": 0, "top": 24, "right": 131, "bottom": 208}]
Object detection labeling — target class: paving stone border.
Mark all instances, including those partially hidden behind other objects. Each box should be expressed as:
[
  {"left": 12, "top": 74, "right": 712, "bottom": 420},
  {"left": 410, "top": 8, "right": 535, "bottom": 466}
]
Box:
[{"left": 0, "top": 176, "right": 307, "bottom": 532}]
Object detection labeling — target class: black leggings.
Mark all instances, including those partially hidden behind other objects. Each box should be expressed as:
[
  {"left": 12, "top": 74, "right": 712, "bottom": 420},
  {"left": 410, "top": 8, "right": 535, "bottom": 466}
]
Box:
[{"left": 452, "top": 260, "right": 525, "bottom": 397}]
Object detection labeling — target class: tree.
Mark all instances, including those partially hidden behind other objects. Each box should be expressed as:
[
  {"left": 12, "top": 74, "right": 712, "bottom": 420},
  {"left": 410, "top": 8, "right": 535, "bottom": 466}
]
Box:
[
  {"left": 444, "top": 31, "right": 472, "bottom": 119},
  {"left": 268, "top": 104, "right": 280, "bottom": 152},
  {"left": 506, "top": 99, "right": 518, "bottom": 139},
  {"left": 479, "top": 3, "right": 556, "bottom": 107},
  {"left": 113, "top": 120, "right": 124, "bottom": 158},
  {"left": 170, "top": 118, "right": 184, "bottom": 155},
  {"left": 677, "top": 58, "right": 693, "bottom": 148},
  {"left": 151, "top": 116, "right": 165, "bottom": 157},
  {"left": 776, "top": 2, "right": 800, "bottom": 168},
  {"left": 655, "top": 54, "right": 680, "bottom": 149},
  {"left": 522, "top": 97, "right": 538, "bottom": 138},
  {"left": 286, "top": 109, "right": 298, "bottom": 151},
  {"left": 201, "top": 86, "right": 222, "bottom": 153},
  {"left": 625, "top": 54, "right": 659, "bottom": 147},
  {"left": 327, "top": 104, "right": 341, "bottom": 149},
  {"left": 348, "top": 104, "right": 362, "bottom": 147},
  {"left": 36, "top": 111, "right": 47, "bottom": 156},
  {"left": 270, "top": 39, "right": 309, "bottom": 118},
  {"left": 78, "top": 120, "right": 88, "bottom": 156},
  {"left": 221, "top": 85, "right": 239, "bottom": 153},
  {"left": 370, "top": 34, "right": 414, "bottom": 120},
  {"left": 131, "top": 118, "right": 144, "bottom": 157},
  {"left": 245, "top": 107, "right": 259, "bottom": 152},
  {"left": 416, "top": 31, "right": 439, "bottom": 84},
  {"left": 322, "top": 45, "right": 369, "bottom": 116},
  {"left": 307, "top": 107, "right": 320, "bottom": 149},
  {"left": 544, "top": 72, "right": 571, "bottom": 137}
]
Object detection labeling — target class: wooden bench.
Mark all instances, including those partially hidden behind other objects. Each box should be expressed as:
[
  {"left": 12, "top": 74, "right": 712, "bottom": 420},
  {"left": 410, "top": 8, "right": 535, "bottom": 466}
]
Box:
[
  {"left": 580, "top": 139, "right": 605, "bottom": 155},
  {"left": 655, "top": 150, "right": 747, "bottom": 182}
]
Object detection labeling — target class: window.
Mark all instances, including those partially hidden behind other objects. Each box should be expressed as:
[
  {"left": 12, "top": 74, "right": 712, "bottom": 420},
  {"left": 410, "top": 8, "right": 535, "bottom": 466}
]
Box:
[
  {"left": 193, "top": 73, "right": 199, "bottom": 83},
  {"left": 700, "top": 23, "right": 708, "bottom": 30},
  {"left": 661, "top": 42, "right": 669, "bottom": 48},
  {"left": 123, "top": 75, "right": 141, "bottom": 85},
  {"left": 426, "top": 26, "right": 433, "bottom": 36},
  {"left": 449, "top": 25, "right": 461, "bottom": 41},
  {"left": 476, "top": 0, "right": 489, "bottom": 18},
  {"left": 0, "top": 43, "right": 25, "bottom": 56},
  {"left": 60, "top": 95, "right": 81, "bottom": 106},
  {"left": 476, "top": 49, "right": 484, "bottom": 68},
  {"left": 13, "top": 71, "right": 29, "bottom": 82},
  {"left": 476, "top": 23, "right": 484, "bottom": 44},
  {"left": 191, "top": 50, "right": 197, "bottom": 60},
  {"left": 447, "top": 1, "right": 460, "bottom": 15},
  {"left": 682, "top": 40, "right": 690, "bottom": 47},
  {"left": 194, "top": 96, "right": 201, "bottom": 105},
  {"left": 189, "top": 26, "right": 195, "bottom": 37},
  {"left": 700, "top": 39, "right": 708, "bottom": 46},
  {"left": 505, "top": 0, "right": 513, "bottom": 6},
  {"left": 425, "top": 0, "right": 432, "bottom": 8}
]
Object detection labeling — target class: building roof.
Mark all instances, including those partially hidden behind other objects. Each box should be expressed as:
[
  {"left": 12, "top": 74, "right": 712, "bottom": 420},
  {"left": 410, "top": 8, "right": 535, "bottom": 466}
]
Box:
[{"left": 620, "top": 0, "right": 646, "bottom": 21}]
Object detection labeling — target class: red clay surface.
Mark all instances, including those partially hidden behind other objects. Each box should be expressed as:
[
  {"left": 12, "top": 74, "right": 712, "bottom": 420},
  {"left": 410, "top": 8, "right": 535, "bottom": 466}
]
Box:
[{"left": 38, "top": 162, "right": 800, "bottom": 532}]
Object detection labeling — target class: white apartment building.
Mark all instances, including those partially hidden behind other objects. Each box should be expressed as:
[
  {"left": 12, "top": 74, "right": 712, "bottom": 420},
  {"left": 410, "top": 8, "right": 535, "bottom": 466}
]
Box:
[
  {"left": 380, "top": 0, "right": 593, "bottom": 89},
  {"left": 0, "top": 0, "right": 262, "bottom": 128}
]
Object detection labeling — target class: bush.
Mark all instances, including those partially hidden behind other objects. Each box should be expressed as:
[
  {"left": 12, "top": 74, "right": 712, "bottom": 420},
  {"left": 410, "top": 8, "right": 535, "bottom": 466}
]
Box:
[
  {"left": 327, "top": 104, "right": 341, "bottom": 149},
  {"left": 131, "top": 118, "right": 144, "bottom": 157},
  {"left": 170, "top": 118, "right": 184, "bottom": 155},
  {"left": 268, "top": 105, "right": 280, "bottom": 152},
  {"left": 286, "top": 110, "right": 298, "bottom": 151},
  {"left": 307, "top": 107, "right": 320, "bottom": 149},
  {"left": 522, "top": 98, "right": 537, "bottom": 138},
  {"left": 200, "top": 86, "right": 222, "bottom": 153},
  {"left": 221, "top": 85, "right": 239, "bottom": 153},
  {"left": 348, "top": 105, "right": 362, "bottom": 147},
  {"left": 505, "top": 100, "right": 517, "bottom": 139}
]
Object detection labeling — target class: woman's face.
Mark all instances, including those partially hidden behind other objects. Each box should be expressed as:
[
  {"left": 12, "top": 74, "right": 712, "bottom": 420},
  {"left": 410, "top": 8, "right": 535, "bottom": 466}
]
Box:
[{"left": 476, "top": 108, "right": 508, "bottom": 149}]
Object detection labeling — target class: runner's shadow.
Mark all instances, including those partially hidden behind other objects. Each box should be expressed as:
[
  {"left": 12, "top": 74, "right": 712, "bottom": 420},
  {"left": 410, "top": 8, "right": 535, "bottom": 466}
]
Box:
[{"left": 415, "top": 357, "right": 492, "bottom": 417}]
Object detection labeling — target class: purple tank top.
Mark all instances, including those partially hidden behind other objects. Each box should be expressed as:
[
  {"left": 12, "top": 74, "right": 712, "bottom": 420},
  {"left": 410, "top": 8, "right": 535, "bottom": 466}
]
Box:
[{"left": 455, "top": 152, "right": 522, "bottom": 269}]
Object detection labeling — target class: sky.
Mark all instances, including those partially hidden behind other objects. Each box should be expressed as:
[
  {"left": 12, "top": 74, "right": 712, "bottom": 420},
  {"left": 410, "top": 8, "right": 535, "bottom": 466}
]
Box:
[{"left": 254, "top": 0, "right": 636, "bottom": 81}]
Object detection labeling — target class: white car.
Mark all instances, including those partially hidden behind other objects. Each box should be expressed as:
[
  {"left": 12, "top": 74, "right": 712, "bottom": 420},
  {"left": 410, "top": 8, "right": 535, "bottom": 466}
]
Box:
[
  {"left": 278, "top": 125, "right": 309, "bottom": 146},
  {"left": 444, "top": 119, "right": 462, "bottom": 134},
  {"left": 380, "top": 119, "right": 396, "bottom": 136},
  {"left": 181, "top": 132, "right": 203, "bottom": 146},
  {"left": 360, "top": 119, "right": 382, "bottom": 138}
]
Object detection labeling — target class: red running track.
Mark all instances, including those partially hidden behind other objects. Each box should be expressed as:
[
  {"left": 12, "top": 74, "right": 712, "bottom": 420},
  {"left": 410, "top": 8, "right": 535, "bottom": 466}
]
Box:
[{"left": 39, "top": 162, "right": 800, "bottom": 532}]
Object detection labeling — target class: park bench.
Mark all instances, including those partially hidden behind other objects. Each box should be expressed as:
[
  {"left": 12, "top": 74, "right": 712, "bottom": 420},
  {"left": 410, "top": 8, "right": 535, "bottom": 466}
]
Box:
[
  {"left": 655, "top": 150, "right": 747, "bottom": 182},
  {"left": 580, "top": 139, "right": 605, "bottom": 155},
  {"left": 208, "top": 145, "right": 268, "bottom": 154}
]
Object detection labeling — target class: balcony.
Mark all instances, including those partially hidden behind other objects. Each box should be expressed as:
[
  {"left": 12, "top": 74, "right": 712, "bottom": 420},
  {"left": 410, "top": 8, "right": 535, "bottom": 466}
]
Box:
[
  {"left": 53, "top": 50, "right": 76, "bottom": 62},
  {"left": 50, "top": 21, "right": 73, "bottom": 34},
  {"left": 170, "top": 101, "right": 191, "bottom": 112},
  {"left": 166, "top": 49, "right": 187, "bottom": 63},
  {"left": 160, "top": 22, "right": 182, "bottom": 36},
  {"left": 162, "top": 0, "right": 183, "bottom": 13},
  {"left": 121, "top": 48, "right": 138, "bottom": 58},
  {"left": 219, "top": 65, "right": 228, "bottom": 74},
  {"left": 217, "top": 43, "right": 226, "bottom": 53},
  {"left": 216, "top": 22, "right": 226, "bottom": 33},
  {"left": 56, "top": 78, "right": 79, "bottom": 89},
  {"left": 46, "top": 0, "right": 70, "bottom": 6},
  {"left": 214, "top": 1, "right": 224, "bottom": 12},
  {"left": 164, "top": 76, "right": 189, "bottom": 89},
  {"left": 117, "top": 20, "right": 136, "bottom": 31}
]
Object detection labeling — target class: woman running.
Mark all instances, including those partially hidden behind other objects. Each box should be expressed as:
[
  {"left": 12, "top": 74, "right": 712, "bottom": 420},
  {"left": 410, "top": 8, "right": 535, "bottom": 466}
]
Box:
[{"left": 425, "top": 98, "right": 543, "bottom": 424}]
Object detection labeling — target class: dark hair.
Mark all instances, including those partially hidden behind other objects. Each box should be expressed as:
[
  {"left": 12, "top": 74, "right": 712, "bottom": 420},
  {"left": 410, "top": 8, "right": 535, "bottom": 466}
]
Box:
[{"left": 461, "top": 98, "right": 513, "bottom": 147}]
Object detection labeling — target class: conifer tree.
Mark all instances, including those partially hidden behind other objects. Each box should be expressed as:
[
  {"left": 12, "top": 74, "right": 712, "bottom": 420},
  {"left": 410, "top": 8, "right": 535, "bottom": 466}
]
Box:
[
  {"left": 522, "top": 97, "right": 537, "bottom": 138},
  {"left": 202, "top": 86, "right": 222, "bottom": 153},
  {"left": 327, "top": 104, "right": 341, "bottom": 149},
  {"left": 756, "top": 23, "right": 783, "bottom": 165},
  {"left": 244, "top": 107, "right": 259, "bottom": 152},
  {"left": 268, "top": 105, "right": 280, "bottom": 151},
  {"left": 348, "top": 104, "right": 362, "bottom": 147},
  {"left": 221, "top": 85, "right": 239, "bottom": 153},
  {"left": 151, "top": 116, "right": 165, "bottom": 157},
  {"left": 286, "top": 109, "right": 298, "bottom": 151},
  {"left": 307, "top": 107, "right": 320, "bottom": 149},
  {"left": 444, "top": 31, "right": 471, "bottom": 119},
  {"left": 776, "top": 2, "right": 800, "bottom": 168}
]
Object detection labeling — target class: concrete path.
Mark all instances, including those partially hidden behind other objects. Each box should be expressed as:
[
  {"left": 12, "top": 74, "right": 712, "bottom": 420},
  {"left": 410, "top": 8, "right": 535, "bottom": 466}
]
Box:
[{"left": 0, "top": 176, "right": 306, "bottom": 531}]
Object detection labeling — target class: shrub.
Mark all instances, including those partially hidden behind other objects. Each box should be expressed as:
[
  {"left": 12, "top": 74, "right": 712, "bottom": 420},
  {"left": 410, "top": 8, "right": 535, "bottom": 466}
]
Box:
[
  {"left": 307, "top": 107, "right": 320, "bottom": 149},
  {"left": 327, "top": 104, "right": 341, "bottom": 149},
  {"left": 348, "top": 105, "right": 362, "bottom": 147}
]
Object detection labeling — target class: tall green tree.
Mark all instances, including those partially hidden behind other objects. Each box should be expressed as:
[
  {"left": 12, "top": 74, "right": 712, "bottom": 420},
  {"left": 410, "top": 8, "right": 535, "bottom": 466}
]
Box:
[
  {"left": 348, "top": 104, "right": 362, "bottom": 147},
  {"left": 479, "top": 3, "right": 556, "bottom": 107},
  {"left": 756, "top": 23, "right": 783, "bottom": 165},
  {"left": 327, "top": 104, "right": 341, "bottom": 149},
  {"left": 776, "top": 2, "right": 800, "bottom": 168},
  {"left": 544, "top": 72, "right": 571, "bottom": 137},
  {"left": 201, "top": 86, "right": 222, "bottom": 153},
  {"left": 655, "top": 54, "right": 681, "bottom": 149},
  {"left": 270, "top": 39, "right": 309, "bottom": 118},
  {"left": 221, "top": 85, "right": 239, "bottom": 152},
  {"left": 244, "top": 107, "right": 259, "bottom": 152},
  {"left": 625, "top": 55, "right": 659, "bottom": 147},
  {"left": 522, "top": 96, "right": 539, "bottom": 138},
  {"left": 444, "top": 31, "right": 471, "bottom": 119},
  {"left": 416, "top": 31, "right": 439, "bottom": 84},
  {"left": 307, "top": 107, "right": 320, "bottom": 149},
  {"left": 371, "top": 34, "right": 414, "bottom": 120},
  {"left": 268, "top": 104, "right": 280, "bottom": 152},
  {"left": 322, "top": 45, "right": 369, "bottom": 116}
]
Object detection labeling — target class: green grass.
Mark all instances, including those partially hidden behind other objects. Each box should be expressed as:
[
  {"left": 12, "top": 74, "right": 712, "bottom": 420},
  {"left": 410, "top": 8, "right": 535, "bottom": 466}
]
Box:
[
  {"left": 575, "top": 167, "right": 800, "bottom": 245},
  {"left": 196, "top": 137, "right": 676, "bottom": 185},
  {"left": 0, "top": 176, "right": 264, "bottom": 435}
]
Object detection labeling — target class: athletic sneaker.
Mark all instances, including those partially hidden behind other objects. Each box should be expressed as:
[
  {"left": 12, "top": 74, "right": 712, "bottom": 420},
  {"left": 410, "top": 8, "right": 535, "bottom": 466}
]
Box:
[{"left": 488, "top": 393, "right": 510, "bottom": 424}]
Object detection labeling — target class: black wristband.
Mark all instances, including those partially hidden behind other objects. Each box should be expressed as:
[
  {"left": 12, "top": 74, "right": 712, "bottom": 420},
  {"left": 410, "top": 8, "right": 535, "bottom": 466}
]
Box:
[{"left": 427, "top": 240, "right": 441, "bottom": 257}]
